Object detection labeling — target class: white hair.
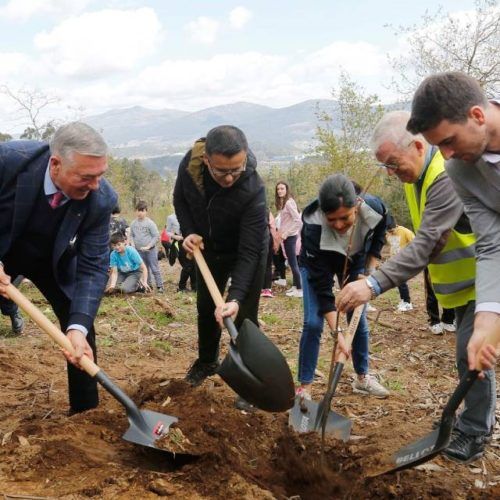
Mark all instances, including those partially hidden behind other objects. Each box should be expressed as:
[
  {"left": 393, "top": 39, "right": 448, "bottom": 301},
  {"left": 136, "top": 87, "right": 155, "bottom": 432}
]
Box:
[
  {"left": 50, "top": 121, "right": 107, "bottom": 162},
  {"left": 370, "top": 110, "right": 425, "bottom": 153}
]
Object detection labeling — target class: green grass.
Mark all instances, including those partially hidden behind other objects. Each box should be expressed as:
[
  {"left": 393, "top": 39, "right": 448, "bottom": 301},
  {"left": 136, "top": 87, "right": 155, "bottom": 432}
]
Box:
[
  {"left": 151, "top": 339, "right": 172, "bottom": 353},
  {"left": 97, "top": 335, "right": 115, "bottom": 348},
  {"left": 385, "top": 379, "right": 405, "bottom": 392},
  {"left": 260, "top": 313, "right": 280, "bottom": 325}
]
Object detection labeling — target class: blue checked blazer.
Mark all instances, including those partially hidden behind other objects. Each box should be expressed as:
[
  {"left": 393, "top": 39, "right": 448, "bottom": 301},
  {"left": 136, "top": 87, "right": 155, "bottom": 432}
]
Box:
[{"left": 0, "top": 140, "right": 117, "bottom": 330}]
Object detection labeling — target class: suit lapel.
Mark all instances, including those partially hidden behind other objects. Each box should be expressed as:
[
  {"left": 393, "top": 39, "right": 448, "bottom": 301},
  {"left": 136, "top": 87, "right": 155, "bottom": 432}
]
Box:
[{"left": 11, "top": 159, "right": 46, "bottom": 243}]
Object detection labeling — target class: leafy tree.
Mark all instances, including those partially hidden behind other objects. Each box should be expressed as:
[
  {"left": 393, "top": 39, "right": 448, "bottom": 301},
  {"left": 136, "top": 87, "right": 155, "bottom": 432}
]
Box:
[
  {"left": 387, "top": 0, "right": 500, "bottom": 97},
  {"left": 0, "top": 132, "right": 12, "bottom": 142},
  {"left": 315, "top": 72, "right": 384, "bottom": 182}
]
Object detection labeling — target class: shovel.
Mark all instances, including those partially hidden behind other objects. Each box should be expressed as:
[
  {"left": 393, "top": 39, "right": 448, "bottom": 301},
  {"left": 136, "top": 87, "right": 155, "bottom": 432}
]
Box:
[
  {"left": 6, "top": 284, "right": 178, "bottom": 451},
  {"left": 192, "top": 247, "right": 295, "bottom": 412},
  {"left": 289, "top": 305, "right": 364, "bottom": 441},
  {"left": 371, "top": 325, "right": 500, "bottom": 476}
]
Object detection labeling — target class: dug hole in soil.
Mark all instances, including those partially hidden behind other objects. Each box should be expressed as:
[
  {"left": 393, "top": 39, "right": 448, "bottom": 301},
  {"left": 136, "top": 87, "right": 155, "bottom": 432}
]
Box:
[{"left": 0, "top": 266, "right": 498, "bottom": 499}]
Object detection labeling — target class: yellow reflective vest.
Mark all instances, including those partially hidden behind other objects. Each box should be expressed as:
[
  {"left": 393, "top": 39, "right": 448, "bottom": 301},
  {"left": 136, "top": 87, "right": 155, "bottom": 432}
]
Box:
[{"left": 404, "top": 151, "right": 476, "bottom": 308}]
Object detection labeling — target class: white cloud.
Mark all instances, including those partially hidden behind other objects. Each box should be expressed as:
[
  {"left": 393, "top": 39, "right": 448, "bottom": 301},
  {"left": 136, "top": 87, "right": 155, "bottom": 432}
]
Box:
[
  {"left": 33, "top": 8, "right": 162, "bottom": 78},
  {"left": 0, "top": 0, "right": 94, "bottom": 21},
  {"left": 0, "top": 52, "right": 31, "bottom": 79},
  {"left": 229, "top": 7, "right": 252, "bottom": 29},
  {"left": 185, "top": 16, "right": 219, "bottom": 44}
]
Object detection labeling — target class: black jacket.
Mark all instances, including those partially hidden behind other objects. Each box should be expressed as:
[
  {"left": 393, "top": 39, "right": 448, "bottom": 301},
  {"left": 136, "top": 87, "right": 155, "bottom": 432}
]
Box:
[
  {"left": 173, "top": 139, "right": 267, "bottom": 302},
  {"left": 299, "top": 197, "right": 386, "bottom": 314}
]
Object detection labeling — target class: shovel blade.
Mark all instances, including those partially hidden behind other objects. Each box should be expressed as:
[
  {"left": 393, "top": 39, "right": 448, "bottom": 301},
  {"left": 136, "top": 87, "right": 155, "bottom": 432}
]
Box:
[
  {"left": 389, "top": 428, "right": 442, "bottom": 471},
  {"left": 218, "top": 319, "right": 295, "bottom": 412},
  {"left": 288, "top": 398, "right": 352, "bottom": 441},
  {"left": 122, "top": 409, "right": 178, "bottom": 450}
]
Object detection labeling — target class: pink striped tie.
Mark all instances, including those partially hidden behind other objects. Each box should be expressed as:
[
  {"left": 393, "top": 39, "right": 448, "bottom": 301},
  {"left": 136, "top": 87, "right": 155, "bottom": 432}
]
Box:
[{"left": 49, "top": 191, "right": 64, "bottom": 209}]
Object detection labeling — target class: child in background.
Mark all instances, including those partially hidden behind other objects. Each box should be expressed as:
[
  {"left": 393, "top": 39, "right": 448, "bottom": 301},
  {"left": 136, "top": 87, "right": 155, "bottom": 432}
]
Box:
[
  {"left": 130, "top": 201, "right": 164, "bottom": 293},
  {"left": 385, "top": 215, "right": 415, "bottom": 312},
  {"left": 107, "top": 233, "right": 149, "bottom": 293}
]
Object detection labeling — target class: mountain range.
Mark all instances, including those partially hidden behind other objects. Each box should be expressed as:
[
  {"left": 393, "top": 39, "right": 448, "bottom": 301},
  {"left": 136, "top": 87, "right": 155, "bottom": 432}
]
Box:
[{"left": 84, "top": 99, "right": 341, "bottom": 173}]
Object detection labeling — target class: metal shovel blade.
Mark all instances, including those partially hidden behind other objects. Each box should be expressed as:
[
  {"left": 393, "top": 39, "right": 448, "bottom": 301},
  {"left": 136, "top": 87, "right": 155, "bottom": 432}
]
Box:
[
  {"left": 96, "top": 371, "right": 178, "bottom": 451},
  {"left": 122, "top": 409, "right": 179, "bottom": 449},
  {"left": 289, "top": 398, "right": 352, "bottom": 441},
  {"left": 218, "top": 318, "right": 295, "bottom": 412},
  {"left": 371, "top": 369, "right": 479, "bottom": 476}
]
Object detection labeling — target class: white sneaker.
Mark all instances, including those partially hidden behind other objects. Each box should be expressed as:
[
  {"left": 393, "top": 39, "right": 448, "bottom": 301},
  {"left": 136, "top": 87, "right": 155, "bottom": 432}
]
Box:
[
  {"left": 352, "top": 375, "right": 389, "bottom": 399},
  {"left": 442, "top": 321, "right": 456, "bottom": 332},
  {"left": 366, "top": 303, "right": 377, "bottom": 313},
  {"left": 397, "top": 301, "right": 413, "bottom": 312},
  {"left": 273, "top": 278, "right": 287, "bottom": 287},
  {"left": 430, "top": 323, "right": 444, "bottom": 335},
  {"left": 286, "top": 288, "right": 303, "bottom": 298}
]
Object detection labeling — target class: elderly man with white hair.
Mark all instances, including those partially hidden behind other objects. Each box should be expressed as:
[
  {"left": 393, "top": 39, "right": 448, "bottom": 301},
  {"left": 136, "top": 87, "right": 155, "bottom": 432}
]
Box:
[{"left": 336, "top": 110, "right": 496, "bottom": 464}]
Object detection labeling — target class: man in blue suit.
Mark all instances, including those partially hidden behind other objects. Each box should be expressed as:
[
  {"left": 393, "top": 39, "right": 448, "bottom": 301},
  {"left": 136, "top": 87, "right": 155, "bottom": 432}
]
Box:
[{"left": 0, "top": 122, "right": 117, "bottom": 413}]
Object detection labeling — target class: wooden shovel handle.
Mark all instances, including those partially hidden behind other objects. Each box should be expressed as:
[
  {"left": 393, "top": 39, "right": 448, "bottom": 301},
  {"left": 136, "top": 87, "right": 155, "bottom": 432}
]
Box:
[
  {"left": 6, "top": 284, "right": 100, "bottom": 377},
  {"left": 337, "top": 304, "right": 364, "bottom": 364},
  {"left": 192, "top": 247, "right": 225, "bottom": 307}
]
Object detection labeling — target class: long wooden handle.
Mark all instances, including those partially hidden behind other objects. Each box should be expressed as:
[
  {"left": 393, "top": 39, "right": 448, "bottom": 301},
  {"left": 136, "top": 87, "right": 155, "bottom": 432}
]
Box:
[
  {"left": 337, "top": 304, "right": 364, "bottom": 364},
  {"left": 192, "top": 247, "right": 225, "bottom": 307},
  {"left": 6, "top": 284, "right": 100, "bottom": 377}
]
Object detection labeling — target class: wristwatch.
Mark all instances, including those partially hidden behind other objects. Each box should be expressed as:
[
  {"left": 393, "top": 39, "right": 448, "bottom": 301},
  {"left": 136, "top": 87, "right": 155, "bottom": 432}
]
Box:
[
  {"left": 229, "top": 298, "right": 241, "bottom": 307},
  {"left": 365, "top": 278, "right": 377, "bottom": 300}
]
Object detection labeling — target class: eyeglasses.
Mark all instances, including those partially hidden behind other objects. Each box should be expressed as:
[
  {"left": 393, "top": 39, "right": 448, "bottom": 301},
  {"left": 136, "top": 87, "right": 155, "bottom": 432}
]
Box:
[
  {"left": 206, "top": 157, "right": 247, "bottom": 178},
  {"left": 376, "top": 140, "right": 415, "bottom": 171}
]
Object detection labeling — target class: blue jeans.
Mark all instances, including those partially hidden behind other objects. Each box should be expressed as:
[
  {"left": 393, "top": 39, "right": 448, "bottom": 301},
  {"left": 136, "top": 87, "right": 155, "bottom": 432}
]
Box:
[{"left": 297, "top": 266, "right": 369, "bottom": 384}]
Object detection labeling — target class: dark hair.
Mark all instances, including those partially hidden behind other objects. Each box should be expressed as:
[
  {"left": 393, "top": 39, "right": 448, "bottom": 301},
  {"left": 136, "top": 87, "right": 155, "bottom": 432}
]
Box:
[
  {"left": 386, "top": 213, "right": 396, "bottom": 230},
  {"left": 112, "top": 204, "right": 121, "bottom": 215},
  {"left": 136, "top": 200, "right": 148, "bottom": 211},
  {"left": 110, "top": 233, "right": 126, "bottom": 245},
  {"left": 319, "top": 174, "right": 357, "bottom": 214},
  {"left": 351, "top": 180, "right": 363, "bottom": 195},
  {"left": 205, "top": 125, "right": 248, "bottom": 157},
  {"left": 407, "top": 72, "right": 487, "bottom": 134},
  {"left": 275, "top": 180, "right": 293, "bottom": 211}
]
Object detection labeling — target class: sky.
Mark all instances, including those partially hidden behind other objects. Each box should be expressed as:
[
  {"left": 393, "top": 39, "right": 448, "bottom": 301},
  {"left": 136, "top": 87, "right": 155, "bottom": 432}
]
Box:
[{"left": 0, "top": 0, "right": 483, "bottom": 133}]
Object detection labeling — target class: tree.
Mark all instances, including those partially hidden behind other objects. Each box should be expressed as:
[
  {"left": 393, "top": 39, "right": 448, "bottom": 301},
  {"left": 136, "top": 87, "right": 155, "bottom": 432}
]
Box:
[
  {"left": 387, "top": 0, "right": 500, "bottom": 97},
  {"left": 0, "top": 132, "right": 12, "bottom": 142},
  {"left": 315, "top": 72, "right": 384, "bottom": 181},
  {"left": 1, "top": 86, "right": 60, "bottom": 141}
]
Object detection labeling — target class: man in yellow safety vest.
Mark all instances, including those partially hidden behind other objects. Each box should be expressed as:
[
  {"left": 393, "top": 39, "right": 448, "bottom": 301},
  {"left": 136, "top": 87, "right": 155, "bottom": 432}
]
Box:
[{"left": 336, "top": 110, "right": 496, "bottom": 464}]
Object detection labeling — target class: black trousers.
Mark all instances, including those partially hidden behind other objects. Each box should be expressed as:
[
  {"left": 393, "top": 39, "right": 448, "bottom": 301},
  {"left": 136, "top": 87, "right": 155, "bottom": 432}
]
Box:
[
  {"left": 272, "top": 246, "right": 286, "bottom": 280},
  {"left": 178, "top": 245, "right": 197, "bottom": 291},
  {"left": 0, "top": 256, "right": 98, "bottom": 412},
  {"left": 195, "top": 249, "right": 267, "bottom": 363},
  {"left": 424, "top": 267, "right": 455, "bottom": 325}
]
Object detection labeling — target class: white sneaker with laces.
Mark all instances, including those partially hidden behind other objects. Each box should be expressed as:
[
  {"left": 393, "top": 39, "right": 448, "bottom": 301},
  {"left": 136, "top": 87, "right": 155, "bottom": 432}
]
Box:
[
  {"left": 352, "top": 375, "right": 389, "bottom": 399},
  {"left": 442, "top": 321, "right": 456, "bottom": 332},
  {"left": 397, "top": 301, "right": 413, "bottom": 312},
  {"left": 430, "top": 323, "right": 444, "bottom": 335},
  {"left": 286, "top": 288, "right": 303, "bottom": 298}
]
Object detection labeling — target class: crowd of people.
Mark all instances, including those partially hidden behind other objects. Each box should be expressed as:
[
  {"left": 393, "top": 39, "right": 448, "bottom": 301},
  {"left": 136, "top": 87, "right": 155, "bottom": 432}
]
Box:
[{"left": 0, "top": 71, "right": 498, "bottom": 465}]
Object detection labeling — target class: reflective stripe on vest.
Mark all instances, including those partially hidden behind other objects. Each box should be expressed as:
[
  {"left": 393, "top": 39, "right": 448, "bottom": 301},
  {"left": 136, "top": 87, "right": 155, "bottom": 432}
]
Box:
[{"left": 404, "top": 150, "right": 476, "bottom": 308}]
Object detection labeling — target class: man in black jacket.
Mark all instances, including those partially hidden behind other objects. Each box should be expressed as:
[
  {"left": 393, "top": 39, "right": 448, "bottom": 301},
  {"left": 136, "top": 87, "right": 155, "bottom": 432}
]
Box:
[{"left": 173, "top": 125, "right": 268, "bottom": 394}]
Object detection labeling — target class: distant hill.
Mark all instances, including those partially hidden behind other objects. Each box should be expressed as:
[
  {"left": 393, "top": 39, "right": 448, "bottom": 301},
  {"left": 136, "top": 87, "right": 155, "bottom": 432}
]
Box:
[{"left": 84, "top": 100, "right": 341, "bottom": 174}]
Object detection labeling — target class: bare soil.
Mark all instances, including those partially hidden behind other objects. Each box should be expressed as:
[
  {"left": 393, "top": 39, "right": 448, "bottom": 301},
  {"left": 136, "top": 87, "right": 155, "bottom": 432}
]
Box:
[{"left": 0, "top": 262, "right": 498, "bottom": 499}]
